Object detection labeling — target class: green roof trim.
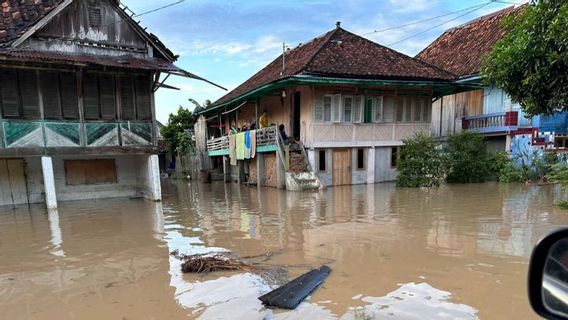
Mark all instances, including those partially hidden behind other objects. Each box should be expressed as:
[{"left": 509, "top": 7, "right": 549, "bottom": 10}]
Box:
[{"left": 198, "top": 76, "right": 480, "bottom": 116}]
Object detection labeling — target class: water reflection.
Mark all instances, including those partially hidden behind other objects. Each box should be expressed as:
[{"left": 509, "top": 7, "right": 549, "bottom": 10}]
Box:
[{"left": 1, "top": 181, "right": 567, "bottom": 319}]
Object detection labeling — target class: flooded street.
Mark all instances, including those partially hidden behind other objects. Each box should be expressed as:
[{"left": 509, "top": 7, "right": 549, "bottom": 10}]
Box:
[{"left": 2, "top": 181, "right": 568, "bottom": 319}]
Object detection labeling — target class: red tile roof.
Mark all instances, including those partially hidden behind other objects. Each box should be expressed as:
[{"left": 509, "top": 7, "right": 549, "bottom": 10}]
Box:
[
  {"left": 416, "top": 5, "right": 525, "bottom": 78},
  {"left": 0, "top": 0, "right": 64, "bottom": 46},
  {"left": 215, "top": 27, "right": 455, "bottom": 105}
]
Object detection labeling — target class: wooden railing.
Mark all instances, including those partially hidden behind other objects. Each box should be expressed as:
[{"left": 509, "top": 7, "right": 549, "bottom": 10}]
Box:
[
  {"left": 462, "top": 111, "right": 518, "bottom": 133},
  {"left": 206, "top": 135, "right": 229, "bottom": 152},
  {"left": 256, "top": 126, "right": 278, "bottom": 147}
]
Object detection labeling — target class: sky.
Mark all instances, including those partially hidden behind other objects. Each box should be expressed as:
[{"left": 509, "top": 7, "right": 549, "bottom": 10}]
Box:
[{"left": 121, "top": 0, "right": 525, "bottom": 123}]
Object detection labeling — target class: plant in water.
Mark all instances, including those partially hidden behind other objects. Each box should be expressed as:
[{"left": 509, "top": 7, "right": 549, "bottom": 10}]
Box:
[
  {"left": 396, "top": 133, "right": 448, "bottom": 188},
  {"left": 446, "top": 131, "right": 491, "bottom": 183}
]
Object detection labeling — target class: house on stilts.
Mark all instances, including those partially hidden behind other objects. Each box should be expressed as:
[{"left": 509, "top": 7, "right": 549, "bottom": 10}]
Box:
[
  {"left": 0, "top": 0, "right": 222, "bottom": 209},
  {"left": 196, "top": 23, "right": 470, "bottom": 190}
]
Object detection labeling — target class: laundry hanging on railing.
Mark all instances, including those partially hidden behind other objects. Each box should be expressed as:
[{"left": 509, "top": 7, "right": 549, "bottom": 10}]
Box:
[
  {"left": 245, "top": 131, "right": 251, "bottom": 159},
  {"left": 236, "top": 132, "right": 246, "bottom": 160},
  {"left": 229, "top": 135, "right": 237, "bottom": 166},
  {"left": 250, "top": 130, "right": 256, "bottom": 159}
]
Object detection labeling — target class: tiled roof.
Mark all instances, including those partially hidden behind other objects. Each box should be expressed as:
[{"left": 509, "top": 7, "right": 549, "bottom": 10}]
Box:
[
  {"left": 215, "top": 26, "right": 455, "bottom": 105},
  {"left": 0, "top": 0, "right": 63, "bottom": 46},
  {"left": 416, "top": 5, "right": 524, "bottom": 77}
]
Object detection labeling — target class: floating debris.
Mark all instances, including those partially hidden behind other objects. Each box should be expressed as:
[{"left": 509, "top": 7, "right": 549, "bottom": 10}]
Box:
[
  {"left": 171, "top": 250, "right": 257, "bottom": 274},
  {"left": 259, "top": 265, "right": 331, "bottom": 309}
]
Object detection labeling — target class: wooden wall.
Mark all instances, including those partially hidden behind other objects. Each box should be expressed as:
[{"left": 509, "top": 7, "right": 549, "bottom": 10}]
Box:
[{"left": 431, "top": 89, "right": 484, "bottom": 137}]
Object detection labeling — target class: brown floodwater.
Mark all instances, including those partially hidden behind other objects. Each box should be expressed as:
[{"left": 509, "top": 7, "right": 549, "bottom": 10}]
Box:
[{"left": 1, "top": 181, "right": 568, "bottom": 319}]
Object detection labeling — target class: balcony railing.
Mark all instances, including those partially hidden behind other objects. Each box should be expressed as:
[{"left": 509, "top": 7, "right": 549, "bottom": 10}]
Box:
[
  {"left": 462, "top": 111, "right": 518, "bottom": 134},
  {"left": 206, "top": 126, "right": 278, "bottom": 156}
]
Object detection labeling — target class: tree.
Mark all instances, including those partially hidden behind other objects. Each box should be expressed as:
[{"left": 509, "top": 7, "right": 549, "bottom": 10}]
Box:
[
  {"left": 396, "top": 133, "right": 448, "bottom": 188},
  {"left": 482, "top": 0, "right": 568, "bottom": 117},
  {"left": 160, "top": 106, "right": 194, "bottom": 156},
  {"left": 446, "top": 131, "right": 491, "bottom": 183}
]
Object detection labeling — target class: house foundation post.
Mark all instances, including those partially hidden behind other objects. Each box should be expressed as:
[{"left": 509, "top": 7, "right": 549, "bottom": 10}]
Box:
[
  {"left": 367, "top": 147, "right": 375, "bottom": 184},
  {"left": 222, "top": 156, "right": 228, "bottom": 182},
  {"left": 41, "top": 156, "right": 57, "bottom": 211},
  {"left": 276, "top": 152, "right": 286, "bottom": 190},
  {"left": 145, "top": 154, "right": 162, "bottom": 201},
  {"left": 256, "top": 153, "right": 265, "bottom": 187}
]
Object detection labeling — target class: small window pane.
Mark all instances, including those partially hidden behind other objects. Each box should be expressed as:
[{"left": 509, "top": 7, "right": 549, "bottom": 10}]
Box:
[
  {"left": 323, "top": 96, "right": 332, "bottom": 122},
  {"left": 395, "top": 98, "right": 404, "bottom": 122},
  {"left": 384, "top": 96, "right": 394, "bottom": 123},
  {"left": 404, "top": 97, "right": 412, "bottom": 122},
  {"left": 357, "top": 148, "right": 365, "bottom": 170},
  {"left": 391, "top": 147, "right": 399, "bottom": 168},
  {"left": 343, "top": 97, "right": 352, "bottom": 122},
  {"left": 318, "top": 150, "right": 326, "bottom": 171}
]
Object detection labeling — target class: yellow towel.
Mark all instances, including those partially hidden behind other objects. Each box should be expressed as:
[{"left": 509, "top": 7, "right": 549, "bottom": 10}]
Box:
[{"left": 236, "top": 132, "right": 245, "bottom": 160}]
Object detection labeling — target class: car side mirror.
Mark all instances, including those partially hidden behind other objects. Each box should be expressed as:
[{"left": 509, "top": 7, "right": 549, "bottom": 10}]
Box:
[{"left": 529, "top": 228, "right": 568, "bottom": 320}]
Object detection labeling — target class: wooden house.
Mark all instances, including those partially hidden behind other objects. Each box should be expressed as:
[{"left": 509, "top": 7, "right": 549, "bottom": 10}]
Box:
[
  {"left": 197, "top": 24, "right": 465, "bottom": 189},
  {"left": 0, "top": 0, "right": 220, "bottom": 209},
  {"left": 416, "top": 5, "right": 535, "bottom": 152}
]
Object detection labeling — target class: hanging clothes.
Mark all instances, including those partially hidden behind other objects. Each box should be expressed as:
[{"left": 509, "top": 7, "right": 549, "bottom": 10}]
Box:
[
  {"left": 250, "top": 130, "right": 256, "bottom": 159},
  {"left": 245, "top": 131, "right": 251, "bottom": 159},
  {"left": 229, "top": 135, "right": 237, "bottom": 166},
  {"left": 236, "top": 132, "right": 246, "bottom": 160}
]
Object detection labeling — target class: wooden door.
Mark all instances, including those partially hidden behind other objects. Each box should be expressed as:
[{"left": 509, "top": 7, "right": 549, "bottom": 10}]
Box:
[
  {"left": 0, "top": 159, "right": 29, "bottom": 207},
  {"left": 332, "top": 148, "right": 352, "bottom": 186}
]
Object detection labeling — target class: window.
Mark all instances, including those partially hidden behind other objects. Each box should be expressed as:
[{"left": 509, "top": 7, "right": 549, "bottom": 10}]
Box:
[
  {"left": 65, "top": 159, "right": 117, "bottom": 185},
  {"left": 83, "top": 73, "right": 101, "bottom": 120},
  {"left": 391, "top": 147, "right": 400, "bottom": 168},
  {"left": 40, "top": 71, "right": 79, "bottom": 120},
  {"left": 135, "top": 75, "right": 152, "bottom": 120},
  {"left": 404, "top": 97, "right": 412, "bottom": 122},
  {"left": 323, "top": 96, "right": 332, "bottom": 122},
  {"left": 356, "top": 148, "right": 365, "bottom": 170},
  {"left": 343, "top": 96, "right": 353, "bottom": 122},
  {"left": 422, "top": 97, "right": 431, "bottom": 122},
  {"left": 413, "top": 98, "right": 423, "bottom": 122},
  {"left": 364, "top": 97, "right": 374, "bottom": 123},
  {"left": 120, "top": 75, "right": 136, "bottom": 120},
  {"left": 383, "top": 96, "right": 394, "bottom": 123},
  {"left": 318, "top": 149, "right": 326, "bottom": 172},
  {"left": 395, "top": 98, "right": 404, "bottom": 122},
  {"left": 353, "top": 96, "right": 363, "bottom": 123},
  {"left": 373, "top": 96, "right": 383, "bottom": 123},
  {"left": 0, "top": 69, "right": 40, "bottom": 119}
]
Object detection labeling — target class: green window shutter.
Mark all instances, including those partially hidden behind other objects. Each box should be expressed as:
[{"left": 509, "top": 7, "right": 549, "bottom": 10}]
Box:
[
  {"left": 83, "top": 73, "right": 100, "bottom": 120},
  {"left": 135, "top": 75, "right": 152, "bottom": 120},
  {"left": 40, "top": 71, "right": 62, "bottom": 119},
  {"left": 60, "top": 72, "right": 79, "bottom": 119},
  {"left": 120, "top": 76, "right": 135, "bottom": 120},
  {"left": 364, "top": 98, "right": 373, "bottom": 123},
  {"left": 99, "top": 74, "right": 116, "bottom": 120},
  {"left": 0, "top": 70, "right": 21, "bottom": 118}
]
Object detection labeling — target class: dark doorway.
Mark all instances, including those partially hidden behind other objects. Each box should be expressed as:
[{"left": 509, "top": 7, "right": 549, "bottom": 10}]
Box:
[{"left": 293, "top": 92, "right": 301, "bottom": 140}]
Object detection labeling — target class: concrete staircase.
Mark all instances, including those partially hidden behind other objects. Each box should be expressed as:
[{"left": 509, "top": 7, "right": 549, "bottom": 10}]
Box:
[{"left": 285, "top": 150, "right": 322, "bottom": 191}]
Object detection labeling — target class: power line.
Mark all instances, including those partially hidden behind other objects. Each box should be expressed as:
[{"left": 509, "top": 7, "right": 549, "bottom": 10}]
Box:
[
  {"left": 387, "top": 1, "right": 493, "bottom": 46},
  {"left": 361, "top": 2, "right": 492, "bottom": 36},
  {"left": 98, "top": 0, "right": 186, "bottom": 29}
]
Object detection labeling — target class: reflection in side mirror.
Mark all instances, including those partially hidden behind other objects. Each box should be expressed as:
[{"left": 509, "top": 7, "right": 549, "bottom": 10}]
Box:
[{"left": 529, "top": 229, "right": 568, "bottom": 320}]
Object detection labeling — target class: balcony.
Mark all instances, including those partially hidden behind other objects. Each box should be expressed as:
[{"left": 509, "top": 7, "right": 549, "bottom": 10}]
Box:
[
  {"left": 0, "top": 119, "right": 154, "bottom": 149},
  {"left": 462, "top": 111, "right": 518, "bottom": 134},
  {"left": 207, "top": 126, "right": 279, "bottom": 156}
]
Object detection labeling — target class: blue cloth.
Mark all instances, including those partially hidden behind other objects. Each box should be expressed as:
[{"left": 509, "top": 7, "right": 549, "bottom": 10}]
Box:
[{"left": 245, "top": 131, "right": 251, "bottom": 159}]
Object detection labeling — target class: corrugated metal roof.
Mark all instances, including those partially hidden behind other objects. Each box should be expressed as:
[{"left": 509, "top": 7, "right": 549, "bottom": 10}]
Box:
[{"left": 0, "top": 49, "right": 182, "bottom": 71}]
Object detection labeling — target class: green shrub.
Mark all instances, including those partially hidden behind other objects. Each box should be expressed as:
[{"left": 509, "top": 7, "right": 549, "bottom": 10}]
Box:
[
  {"left": 396, "top": 133, "right": 448, "bottom": 188},
  {"left": 446, "top": 131, "right": 491, "bottom": 183},
  {"left": 548, "top": 163, "right": 568, "bottom": 190}
]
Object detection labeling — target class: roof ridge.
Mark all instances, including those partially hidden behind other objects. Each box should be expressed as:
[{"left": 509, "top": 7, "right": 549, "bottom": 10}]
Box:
[{"left": 335, "top": 27, "right": 456, "bottom": 79}]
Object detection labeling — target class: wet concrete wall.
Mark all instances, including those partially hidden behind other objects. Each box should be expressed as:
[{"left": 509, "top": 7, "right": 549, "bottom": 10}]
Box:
[{"left": 375, "top": 147, "right": 398, "bottom": 182}]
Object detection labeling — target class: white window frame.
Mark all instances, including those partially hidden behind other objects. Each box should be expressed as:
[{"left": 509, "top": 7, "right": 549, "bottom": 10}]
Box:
[
  {"left": 353, "top": 95, "right": 363, "bottom": 123},
  {"left": 331, "top": 94, "right": 341, "bottom": 123},
  {"left": 374, "top": 96, "right": 384, "bottom": 123},
  {"left": 342, "top": 95, "right": 353, "bottom": 123},
  {"left": 323, "top": 94, "right": 333, "bottom": 122}
]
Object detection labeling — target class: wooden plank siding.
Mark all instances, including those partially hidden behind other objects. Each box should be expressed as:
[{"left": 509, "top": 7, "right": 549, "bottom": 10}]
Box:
[{"left": 431, "top": 89, "right": 484, "bottom": 137}]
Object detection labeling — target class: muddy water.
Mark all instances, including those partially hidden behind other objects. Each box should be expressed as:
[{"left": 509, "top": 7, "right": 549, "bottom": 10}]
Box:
[{"left": 1, "top": 182, "right": 568, "bottom": 319}]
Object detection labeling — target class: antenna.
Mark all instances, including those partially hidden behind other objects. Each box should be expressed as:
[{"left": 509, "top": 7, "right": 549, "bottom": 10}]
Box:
[{"left": 281, "top": 42, "right": 286, "bottom": 75}]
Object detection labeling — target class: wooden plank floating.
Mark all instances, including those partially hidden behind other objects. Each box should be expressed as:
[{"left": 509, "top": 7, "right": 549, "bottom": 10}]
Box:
[{"left": 258, "top": 265, "right": 331, "bottom": 309}]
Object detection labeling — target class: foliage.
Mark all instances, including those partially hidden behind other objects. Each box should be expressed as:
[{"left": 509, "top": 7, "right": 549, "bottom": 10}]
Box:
[
  {"left": 446, "top": 131, "right": 491, "bottom": 183},
  {"left": 499, "top": 151, "right": 560, "bottom": 183},
  {"left": 488, "top": 151, "right": 510, "bottom": 179},
  {"left": 482, "top": 0, "right": 568, "bottom": 117},
  {"left": 558, "top": 201, "right": 568, "bottom": 210},
  {"left": 548, "top": 162, "right": 568, "bottom": 190},
  {"left": 396, "top": 133, "right": 448, "bottom": 188},
  {"left": 160, "top": 106, "right": 195, "bottom": 155}
]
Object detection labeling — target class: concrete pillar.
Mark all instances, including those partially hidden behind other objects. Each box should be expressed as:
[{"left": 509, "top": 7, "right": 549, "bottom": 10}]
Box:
[
  {"left": 367, "top": 147, "right": 376, "bottom": 184},
  {"left": 48, "top": 209, "right": 65, "bottom": 257},
  {"left": 145, "top": 154, "right": 162, "bottom": 201},
  {"left": 41, "top": 156, "right": 57, "bottom": 211},
  {"left": 256, "top": 153, "right": 265, "bottom": 187},
  {"left": 505, "top": 134, "right": 513, "bottom": 153},
  {"left": 276, "top": 152, "right": 286, "bottom": 190},
  {"left": 307, "top": 148, "right": 316, "bottom": 171}
]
